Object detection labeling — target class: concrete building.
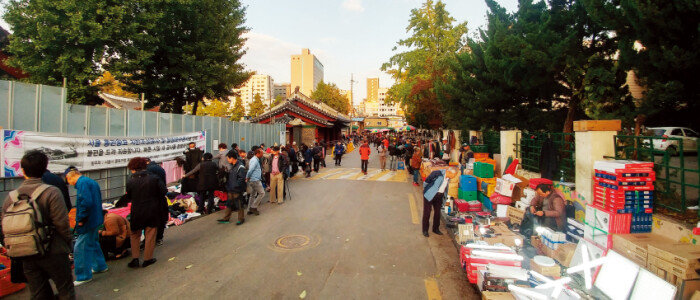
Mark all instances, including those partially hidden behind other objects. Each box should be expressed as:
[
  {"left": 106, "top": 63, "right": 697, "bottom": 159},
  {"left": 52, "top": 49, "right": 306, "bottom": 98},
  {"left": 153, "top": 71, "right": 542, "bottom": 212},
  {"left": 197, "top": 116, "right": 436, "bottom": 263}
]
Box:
[
  {"left": 360, "top": 88, "right": 403, "bottom": 118},
  {"left": 291, "top": 48, "right": 324, "bottom": 97},
  {"left": 366, "top": 77, "right": 379, "bottom": 101},
  {"left": 231, "top": 74, "right": 275, "bottom": 108},
  {"left": 273, "top": 83, "right": 291, "bottom": 99}
]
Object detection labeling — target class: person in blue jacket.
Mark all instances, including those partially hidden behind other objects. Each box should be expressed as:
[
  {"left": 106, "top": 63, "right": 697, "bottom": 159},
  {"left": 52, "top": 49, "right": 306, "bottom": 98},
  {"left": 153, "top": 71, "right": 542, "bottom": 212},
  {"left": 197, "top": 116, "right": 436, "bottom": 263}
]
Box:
[
  {"left": 333, "top": 141, "right": 345, "bottom": 166},
  {"left": 302, "top": 144, "right": 314, "bottom": 178},
  {"left": 421, "top": 168, "right": 459, "bottom": 237},
  {"left": 65, "top": 167, "right": 108, "bottom": 286}
]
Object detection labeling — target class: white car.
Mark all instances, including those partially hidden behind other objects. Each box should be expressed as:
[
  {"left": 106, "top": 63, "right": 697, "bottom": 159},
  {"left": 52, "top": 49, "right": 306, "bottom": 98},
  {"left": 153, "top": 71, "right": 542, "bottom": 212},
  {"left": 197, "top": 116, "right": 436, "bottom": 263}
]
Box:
[{"left": 648, "top": 127, "right": 698, "bottom": 155}]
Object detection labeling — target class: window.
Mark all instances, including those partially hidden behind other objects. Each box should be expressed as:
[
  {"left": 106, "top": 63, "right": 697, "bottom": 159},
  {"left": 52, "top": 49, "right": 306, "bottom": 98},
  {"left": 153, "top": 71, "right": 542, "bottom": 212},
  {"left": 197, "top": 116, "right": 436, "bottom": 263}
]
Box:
[
  {"left": 671, "top": 129, "right": 683, "bottom": 136},
  {"left": 684, "top": 129, "right": 699, "bottom": 138}
]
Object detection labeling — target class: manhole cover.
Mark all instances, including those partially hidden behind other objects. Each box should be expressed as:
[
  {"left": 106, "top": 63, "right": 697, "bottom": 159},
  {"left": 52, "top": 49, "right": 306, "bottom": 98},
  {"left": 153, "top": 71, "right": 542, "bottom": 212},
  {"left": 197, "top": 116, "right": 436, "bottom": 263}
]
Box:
[{"left": 275, "top": 235, "right": 311, "bottom": 250}]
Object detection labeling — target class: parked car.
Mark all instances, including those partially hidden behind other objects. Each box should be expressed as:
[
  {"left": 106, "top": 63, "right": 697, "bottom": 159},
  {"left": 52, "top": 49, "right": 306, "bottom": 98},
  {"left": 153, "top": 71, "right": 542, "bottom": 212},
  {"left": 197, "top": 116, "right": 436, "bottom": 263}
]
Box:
[{"left": 647, "top": 127, "right": 698, "bottom": 155}]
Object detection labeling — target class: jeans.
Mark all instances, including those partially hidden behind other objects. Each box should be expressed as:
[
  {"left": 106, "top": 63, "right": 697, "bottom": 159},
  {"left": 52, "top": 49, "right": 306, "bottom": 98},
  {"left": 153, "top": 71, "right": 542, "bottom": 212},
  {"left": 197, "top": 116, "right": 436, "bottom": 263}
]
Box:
[
  {"left": 413, "top": 169, "right": 421, "bottom": 184},
  {"left": 247, "top": 180, "right": 265, "bottom": 210},
  {"left": 74, "top": 227, "right": 108, "bottom": 281},
  {"left": 335, "top": 154, "right": 343, "bottom": 166},
  {"left": 361, "top": 160, "right": 369, "bottom": 173},
  {"left": 390, "top": 156, "right": 398, "bottom": 170}
]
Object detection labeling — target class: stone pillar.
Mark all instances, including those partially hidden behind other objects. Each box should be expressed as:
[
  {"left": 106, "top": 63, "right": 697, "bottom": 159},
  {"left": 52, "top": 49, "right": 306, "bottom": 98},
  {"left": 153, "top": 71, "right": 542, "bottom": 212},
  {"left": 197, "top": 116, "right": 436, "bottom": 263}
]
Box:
[
  {"left": 574, "top": 120, "right": 620, "bottom": 206},
  {"left": 500, "top": 130, "right": 521, "bottom": 172}
]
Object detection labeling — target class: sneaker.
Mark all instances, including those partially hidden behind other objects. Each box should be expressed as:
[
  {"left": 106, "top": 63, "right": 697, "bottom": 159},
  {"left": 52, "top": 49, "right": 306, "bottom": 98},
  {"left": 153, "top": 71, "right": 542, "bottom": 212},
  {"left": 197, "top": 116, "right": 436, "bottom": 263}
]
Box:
[
  {"left": 413, "top": 182, "right": 419, "bottom": 187},
  {"left": 73, "top": 278, "right": 92, "bottom": 286},
  {"left": 128, "top": 258, "right": 140, "bottom": 268},
  {"left": 142, "top": 258, "right": 157, "bottom": 268},
  {"left": 217, "top": 219, "right": 230, "bottom": 224},
  {"left": 236, "top": 220, "right": 245, "bottom": 226},
  {"left": 156, "top": 240, "right": 163, "bottom": 246},
  {"left": 92, "top": 267, "right": 109, "bottom": 274}
]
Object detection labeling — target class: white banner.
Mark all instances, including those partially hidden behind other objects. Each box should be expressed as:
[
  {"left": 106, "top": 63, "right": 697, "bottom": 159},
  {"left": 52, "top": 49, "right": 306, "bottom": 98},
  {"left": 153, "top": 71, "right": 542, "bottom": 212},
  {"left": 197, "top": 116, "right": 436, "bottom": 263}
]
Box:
[{"left": 1, "top": 130, "right": 206, "bottom": 177}]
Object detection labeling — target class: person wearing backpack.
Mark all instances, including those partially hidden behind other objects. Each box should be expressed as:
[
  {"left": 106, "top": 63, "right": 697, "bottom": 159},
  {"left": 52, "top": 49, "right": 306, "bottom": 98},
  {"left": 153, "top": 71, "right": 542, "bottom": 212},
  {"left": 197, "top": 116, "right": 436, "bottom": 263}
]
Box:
[
  {"left": 1, "top": 150, "right": 75, "bottom": 299},
  {"left": 65, "top": 168, "right": 109, "bottom": 286},
  {"left": 312, "top": 143, "right": 322, "bottom": 173}
]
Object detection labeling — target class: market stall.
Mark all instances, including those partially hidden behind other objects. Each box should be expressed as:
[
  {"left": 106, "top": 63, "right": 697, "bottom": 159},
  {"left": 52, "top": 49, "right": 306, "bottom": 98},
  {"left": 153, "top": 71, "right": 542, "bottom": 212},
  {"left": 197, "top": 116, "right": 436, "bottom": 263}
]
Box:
[{"left": 439, "top": 155, "right": 700, "bottom": 300}]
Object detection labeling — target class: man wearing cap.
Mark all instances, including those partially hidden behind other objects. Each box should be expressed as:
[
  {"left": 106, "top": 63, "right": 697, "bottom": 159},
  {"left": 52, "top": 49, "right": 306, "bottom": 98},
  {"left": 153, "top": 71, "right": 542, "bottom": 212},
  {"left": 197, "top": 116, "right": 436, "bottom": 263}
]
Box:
[{"left": 65, "top": 168, "right": 108, "bottom": 286}]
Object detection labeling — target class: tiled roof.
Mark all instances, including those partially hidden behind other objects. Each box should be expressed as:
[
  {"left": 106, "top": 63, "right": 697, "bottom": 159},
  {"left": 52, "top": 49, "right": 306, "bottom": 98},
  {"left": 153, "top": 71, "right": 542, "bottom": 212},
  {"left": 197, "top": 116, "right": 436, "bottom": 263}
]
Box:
[{"left": 250, "top": 91, "right": 351, "bottom": 125}]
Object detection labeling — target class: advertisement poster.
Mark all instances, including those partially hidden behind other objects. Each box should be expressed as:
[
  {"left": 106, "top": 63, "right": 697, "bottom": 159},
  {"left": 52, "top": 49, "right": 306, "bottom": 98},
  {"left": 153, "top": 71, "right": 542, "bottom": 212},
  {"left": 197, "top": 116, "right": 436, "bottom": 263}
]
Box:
[{"left": 1, "top": 130, "right": 206, "bottom": 177}]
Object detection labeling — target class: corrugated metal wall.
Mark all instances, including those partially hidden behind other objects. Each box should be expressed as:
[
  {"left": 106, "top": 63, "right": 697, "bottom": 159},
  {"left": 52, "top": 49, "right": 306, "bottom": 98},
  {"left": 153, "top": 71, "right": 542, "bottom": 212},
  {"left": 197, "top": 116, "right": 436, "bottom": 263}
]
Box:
[{"left": 0, "top": 80, "right": 285, "bottom": 205}]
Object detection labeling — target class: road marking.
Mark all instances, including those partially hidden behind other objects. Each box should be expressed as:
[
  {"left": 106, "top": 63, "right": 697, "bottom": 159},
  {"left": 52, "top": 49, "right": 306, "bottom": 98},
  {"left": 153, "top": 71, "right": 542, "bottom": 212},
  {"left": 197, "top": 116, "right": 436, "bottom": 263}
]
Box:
[
  {"left": 309, "top": 168, "right": 335, "bottom": 180},
  {"left": 357, "top": 169, "right": 382, "bottom": 180},
  {"left": 388, "top": 171, "right": 408, "bottom": 182},
  {"left": 375, "top": 171, "right": 396, "bottom": 181},
  {"left": 408, "top": 193, "right": 419, "bottom": 225},
  {"left": 318, "top": 169, "right": 349, "bottom": 179},
  {"left": 325, "top": 169, "right": 360, "bottom": 180},
  {"left": 368, "top": 170, "right": 392, "bottom": 181},
  {"left": 424, "top": 278, "right": 442, "bottom": 300}
]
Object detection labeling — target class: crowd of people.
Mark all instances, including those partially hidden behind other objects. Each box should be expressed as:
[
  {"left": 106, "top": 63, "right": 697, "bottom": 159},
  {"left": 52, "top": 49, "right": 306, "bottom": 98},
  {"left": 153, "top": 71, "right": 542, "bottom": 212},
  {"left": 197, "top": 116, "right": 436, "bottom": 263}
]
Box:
[{"left": 0, "top": 129, "right": 481, "bottom": 299}]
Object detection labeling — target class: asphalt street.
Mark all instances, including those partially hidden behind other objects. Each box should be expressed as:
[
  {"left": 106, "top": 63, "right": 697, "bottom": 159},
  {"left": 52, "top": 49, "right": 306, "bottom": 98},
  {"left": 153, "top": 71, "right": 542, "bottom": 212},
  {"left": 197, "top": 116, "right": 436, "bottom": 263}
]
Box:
[{"left": 8, "top": 143, "right": 477, "bottom": 300}]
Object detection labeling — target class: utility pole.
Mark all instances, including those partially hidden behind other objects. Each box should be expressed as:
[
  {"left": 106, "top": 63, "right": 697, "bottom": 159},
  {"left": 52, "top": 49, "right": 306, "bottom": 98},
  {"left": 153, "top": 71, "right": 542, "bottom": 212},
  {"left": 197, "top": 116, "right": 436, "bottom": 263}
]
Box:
[{"left": 349, "top": 73, "right": 356, "bottom": 115}]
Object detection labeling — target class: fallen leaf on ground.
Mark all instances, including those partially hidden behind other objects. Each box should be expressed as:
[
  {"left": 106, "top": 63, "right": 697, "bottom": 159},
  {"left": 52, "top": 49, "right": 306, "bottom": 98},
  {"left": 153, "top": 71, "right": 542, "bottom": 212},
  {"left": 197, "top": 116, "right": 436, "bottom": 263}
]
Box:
[
  {"left": 345, "top": 238, "right": 349, "bottom": 242},
  {"left": 168, "top": 257, "right": 176, "bottom": 261},
  {"left": 297, "top": 271, "right": 303, "bottom": 276},
  {"left": 185, "top": 264, "right": 193, "bottom": 269},
  {"left": 299, "top": 290, "right": 307, "bottom": 299},
  {"left": 113, "top": 289, "right": 119, "bottom": 292}
]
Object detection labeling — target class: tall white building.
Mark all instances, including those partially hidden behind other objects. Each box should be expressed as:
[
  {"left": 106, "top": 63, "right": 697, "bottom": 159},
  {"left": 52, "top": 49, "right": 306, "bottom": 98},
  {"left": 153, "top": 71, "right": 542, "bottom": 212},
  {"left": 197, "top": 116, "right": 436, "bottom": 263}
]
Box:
[
  {"left": 362, "top": 87, "right": 403, "bottom": 118},
  {"left": 231, "top": 74, "right": 275, "bottom": 108},
  {"left": 291, "top": 48, "right": 324, "bottom": 97}
]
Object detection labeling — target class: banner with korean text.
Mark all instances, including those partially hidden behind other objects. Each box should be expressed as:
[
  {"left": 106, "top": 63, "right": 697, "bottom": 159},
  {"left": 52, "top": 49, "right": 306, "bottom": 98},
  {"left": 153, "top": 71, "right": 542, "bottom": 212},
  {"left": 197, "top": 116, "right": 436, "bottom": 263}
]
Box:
[{"left": 1, "top": 130, "right": 206, "bottom": 177}]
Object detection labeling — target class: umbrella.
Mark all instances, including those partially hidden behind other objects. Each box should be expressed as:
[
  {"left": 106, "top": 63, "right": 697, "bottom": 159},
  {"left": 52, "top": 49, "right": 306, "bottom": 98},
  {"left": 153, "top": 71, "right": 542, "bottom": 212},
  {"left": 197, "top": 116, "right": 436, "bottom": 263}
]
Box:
[
  {"left": 403, "top": 125, "right": 416, "bottom": 131},
  {"left": 379, "top": 128, "right": 390, "bottom": 132},
  {"left": 371, "top": 129, "right": 379, "bottom": 133}
]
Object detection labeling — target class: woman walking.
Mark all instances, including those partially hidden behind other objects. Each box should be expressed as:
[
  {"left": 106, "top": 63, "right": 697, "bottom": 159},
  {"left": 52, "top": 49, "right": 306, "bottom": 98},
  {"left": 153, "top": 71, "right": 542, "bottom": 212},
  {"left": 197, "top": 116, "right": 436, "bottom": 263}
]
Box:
[{"left": 125, "top": 157, "right": 167, "bottom": 268}]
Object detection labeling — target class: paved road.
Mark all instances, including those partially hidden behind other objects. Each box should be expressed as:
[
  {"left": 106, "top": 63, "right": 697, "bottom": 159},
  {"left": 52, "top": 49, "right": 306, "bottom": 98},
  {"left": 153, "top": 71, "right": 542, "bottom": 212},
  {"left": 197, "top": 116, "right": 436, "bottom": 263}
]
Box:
[{"left": 9, "top": 144, "right": 477, "bottom": 299}]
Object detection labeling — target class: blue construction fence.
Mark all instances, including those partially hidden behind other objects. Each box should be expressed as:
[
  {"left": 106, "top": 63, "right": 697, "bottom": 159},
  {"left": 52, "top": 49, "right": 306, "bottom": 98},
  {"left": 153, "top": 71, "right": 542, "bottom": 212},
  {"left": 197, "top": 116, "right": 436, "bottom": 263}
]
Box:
[{"left": 0, "top": 80, "right": 285, "bottom": 205}]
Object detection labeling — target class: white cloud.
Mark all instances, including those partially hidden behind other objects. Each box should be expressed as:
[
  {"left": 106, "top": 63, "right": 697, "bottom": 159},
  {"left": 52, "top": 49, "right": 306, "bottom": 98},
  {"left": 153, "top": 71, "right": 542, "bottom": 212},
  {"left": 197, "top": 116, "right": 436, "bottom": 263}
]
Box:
[
  {"left": 341, "top": 0, "right": 365, "bottom": 12},
  {"left": 240, "top": 31, "right": 303, "bottom": 83}
]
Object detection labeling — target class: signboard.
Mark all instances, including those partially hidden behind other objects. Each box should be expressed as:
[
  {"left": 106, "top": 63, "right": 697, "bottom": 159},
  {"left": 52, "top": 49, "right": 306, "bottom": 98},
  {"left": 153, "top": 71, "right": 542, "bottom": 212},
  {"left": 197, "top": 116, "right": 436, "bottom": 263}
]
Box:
[{"left": 1, "top": 129, "right": 206, "bottom": 177}]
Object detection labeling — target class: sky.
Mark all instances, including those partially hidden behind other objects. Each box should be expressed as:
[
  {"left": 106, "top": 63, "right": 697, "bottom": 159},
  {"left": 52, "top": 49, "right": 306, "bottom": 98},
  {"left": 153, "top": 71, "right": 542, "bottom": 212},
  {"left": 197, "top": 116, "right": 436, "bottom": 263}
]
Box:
[
  {"left": 0, "top": 0, "right": 520, "bottom": 105},
  {"left": 241, "top": 0, "right": 519, "bottom": 105}
]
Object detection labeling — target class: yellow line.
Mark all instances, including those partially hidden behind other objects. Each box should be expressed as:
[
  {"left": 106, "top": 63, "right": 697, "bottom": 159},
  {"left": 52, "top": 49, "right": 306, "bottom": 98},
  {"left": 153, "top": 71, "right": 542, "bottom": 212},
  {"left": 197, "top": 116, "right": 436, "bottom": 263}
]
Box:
[
  {"left": 424, "top": 278, "right": 442, "bottom": 300},
  {"left": 367, "top": 170, "right": 391, "bottom": 181},
  {"left": 408, "top": 193, "right": 419, "bottom": 225},
  {"left": 309, "top": 168, "right": 335, "bottom": 180},
  {"left": 388, "top": 171, "right": 408, "bottom": 182},
  {"left": 325, "top": 169, "right": 359, "bottom": 180}
]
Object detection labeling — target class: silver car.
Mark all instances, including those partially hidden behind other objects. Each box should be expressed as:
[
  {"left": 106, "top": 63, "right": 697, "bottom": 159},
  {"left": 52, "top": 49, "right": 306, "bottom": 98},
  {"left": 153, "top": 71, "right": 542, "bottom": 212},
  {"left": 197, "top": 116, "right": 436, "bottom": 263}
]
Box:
[{"left": 648, "top": 127, "right": 698, "bottom": 155}]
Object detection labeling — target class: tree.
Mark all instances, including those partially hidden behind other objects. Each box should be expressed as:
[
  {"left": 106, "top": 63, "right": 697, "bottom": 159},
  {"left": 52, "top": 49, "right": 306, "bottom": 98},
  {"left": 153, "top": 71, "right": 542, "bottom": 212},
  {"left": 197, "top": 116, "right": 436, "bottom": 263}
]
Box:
[
  {"left": 382, "top": 0, "right": 468, "bottom": 129},
  {"left": 3, "top": 0, "right": 128, "bottom": 104},
  {"left": 92, "top": 71, "right": 138, "bottom": 98},
  {"left": 109, "top": 0, "right": 251, "bottom": 114},
  {"left": 248, "top": 93, "right": 267, "bottom": 118},
  {"left": 230, "top": 96, "right": 246, "bottom": 121},
  {"left": 271, "top": 94, "right": 285, "bottom": 107},
  {"left": 310, "top": 81, "right": 350, "bottom": 114},
  {"left": 585, "top": 0, "right": 700, "bottom": 130}
]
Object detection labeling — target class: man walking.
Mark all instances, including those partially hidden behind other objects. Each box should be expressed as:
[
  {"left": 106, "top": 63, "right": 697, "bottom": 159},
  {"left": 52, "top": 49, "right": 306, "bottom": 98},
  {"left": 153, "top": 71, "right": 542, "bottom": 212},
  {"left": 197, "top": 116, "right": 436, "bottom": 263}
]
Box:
[
  {"left": 312, "top": 143, "right": 322, "bottom": 173},
  {"left": 246, "top": 149, "right": 265, "bottom": 216},
  {"left": 65, "top": 168, "right": 109, "bottom": 285},
  {"left": 334, "top": 141, "right": 345, "bottom": 166},
  {"left": 218, "top": 150, "right": 248, "bottom": 224},
  {"left": 268, "top": 146, "right": 289, "bottom": 204},
  {"left": 144, "top": 158, "right": 167, "bottom": 246},
  {"left": 378, "top": 142, "right": 387, "bottom": 171},
  {"left": 359, "top": 140, "right": 371, "bottom": 175},
  {"left": 1, "top": 150, "right": 75, "bottom": 299},
  {"left": 421, "top": 168, "right": 459, "bottom": 237}
]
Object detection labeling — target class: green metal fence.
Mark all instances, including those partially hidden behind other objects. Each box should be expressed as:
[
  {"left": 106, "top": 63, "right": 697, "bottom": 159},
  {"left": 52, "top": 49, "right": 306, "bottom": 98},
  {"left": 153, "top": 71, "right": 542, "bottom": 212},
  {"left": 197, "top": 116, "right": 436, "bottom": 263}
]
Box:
[
  {"left": 612, "top": 135, "right": 700, "bottom": 217},
  {"left": 483, "top": 131, "right": 501, "bottom": 154},
  {"left": 514, "top": 131, "right": 576, "bottom": 182}
]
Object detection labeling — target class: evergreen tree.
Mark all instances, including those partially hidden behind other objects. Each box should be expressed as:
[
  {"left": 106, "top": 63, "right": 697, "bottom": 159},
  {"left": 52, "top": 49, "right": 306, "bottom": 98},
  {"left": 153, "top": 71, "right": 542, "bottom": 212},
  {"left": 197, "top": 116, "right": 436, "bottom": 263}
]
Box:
[{"left": 230, "top": 96, "right": 246, "bottom": 121}]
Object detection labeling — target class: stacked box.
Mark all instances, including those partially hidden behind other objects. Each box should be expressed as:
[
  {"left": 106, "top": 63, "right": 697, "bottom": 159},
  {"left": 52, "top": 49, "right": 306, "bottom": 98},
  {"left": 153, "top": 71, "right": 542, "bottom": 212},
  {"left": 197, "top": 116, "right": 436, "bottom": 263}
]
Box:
[
  {"left": 584, "top": 205, "right": 631, "bottom": 249},
  {"left": 459, "top": 190, "right": 478, "bottom": 201},
  {"left": 458, "top": 175, "right": 478, "bottom": 201},
  {"left": 592, "top": 160, "right": 655, "bottom": 234},
  {"left": 474, "top": 162, "right": 495, "bottom": 178},
  {"left": 566, "top": 218, "right": 584, "bottom": 242}
]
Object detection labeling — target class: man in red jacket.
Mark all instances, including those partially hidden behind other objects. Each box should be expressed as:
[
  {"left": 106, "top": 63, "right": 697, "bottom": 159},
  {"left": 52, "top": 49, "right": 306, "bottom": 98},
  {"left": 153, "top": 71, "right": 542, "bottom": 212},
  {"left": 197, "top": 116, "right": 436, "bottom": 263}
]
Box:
[{"left": 359, "top": 140, "right": 371, "bottom": 175}]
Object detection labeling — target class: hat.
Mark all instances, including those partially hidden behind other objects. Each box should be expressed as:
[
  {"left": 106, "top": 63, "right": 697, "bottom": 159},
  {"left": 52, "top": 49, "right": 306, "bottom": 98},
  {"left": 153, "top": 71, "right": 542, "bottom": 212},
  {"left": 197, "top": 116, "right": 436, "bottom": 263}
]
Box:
[{"left": 63, "top": 166, "right": 78, "bottom": 177}]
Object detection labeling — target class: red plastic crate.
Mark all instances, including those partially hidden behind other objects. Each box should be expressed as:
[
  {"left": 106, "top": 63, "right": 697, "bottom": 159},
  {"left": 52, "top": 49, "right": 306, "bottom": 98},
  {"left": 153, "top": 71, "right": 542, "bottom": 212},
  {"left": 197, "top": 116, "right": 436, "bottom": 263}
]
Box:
[{"left": 0, "top": 255, "right": 26, "bottom": 297}]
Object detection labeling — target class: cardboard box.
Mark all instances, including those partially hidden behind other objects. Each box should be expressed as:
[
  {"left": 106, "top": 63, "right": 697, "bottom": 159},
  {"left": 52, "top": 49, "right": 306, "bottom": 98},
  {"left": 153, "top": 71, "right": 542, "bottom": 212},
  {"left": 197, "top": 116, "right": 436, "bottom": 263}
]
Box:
[
  {"left": 612, "top": 233, "right": 674, "bottom": 267},
  {"left": 506, "top": 206, "right": 525, "bottom": 225},
  {"left": 552, "top": 243, "right": 577, "bottom": 267},
  {"left": 530, "top": 258, "right": 561, "bottom": 277},
  {"left": 481, "top": 291, "right": 515, "bottom": 300},
  {"left": 647, "top": 243, "right": 700, "bottom": 279},
  {"left": 495, "top": 178, "right": 516, "bottom": 197}
]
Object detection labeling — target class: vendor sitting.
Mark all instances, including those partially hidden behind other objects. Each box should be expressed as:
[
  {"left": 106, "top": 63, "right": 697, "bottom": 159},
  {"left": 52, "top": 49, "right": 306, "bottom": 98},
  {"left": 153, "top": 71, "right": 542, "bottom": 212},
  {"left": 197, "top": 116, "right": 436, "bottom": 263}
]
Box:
[
  {"left": 529, "top": 184, "right": 566, "bottom": 231},
  {"left": 99, "top": 209, "right": 131, "bottom": 259}
]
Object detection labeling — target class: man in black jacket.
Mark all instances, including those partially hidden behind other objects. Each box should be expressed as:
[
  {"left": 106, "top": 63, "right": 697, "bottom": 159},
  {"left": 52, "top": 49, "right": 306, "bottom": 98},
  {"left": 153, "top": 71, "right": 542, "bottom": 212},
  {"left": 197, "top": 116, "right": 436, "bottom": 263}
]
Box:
[
  {"left": 183, "top": 153, "right": 219, "bottom": 214},
  {"left": 182, "top": 142, "right": 203, "bottom": 194},
  {"left": 42, "top": 170, "right": 72, "bottom": 210},
  {"left": 312, "top": 143, "right": 322, "bottom": 172},
  {"left": 218, "top": 150, "right": 247, "bottom": 224},
  {"left": 144, "top": 158, "right": 167, "bottom": 245}
]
